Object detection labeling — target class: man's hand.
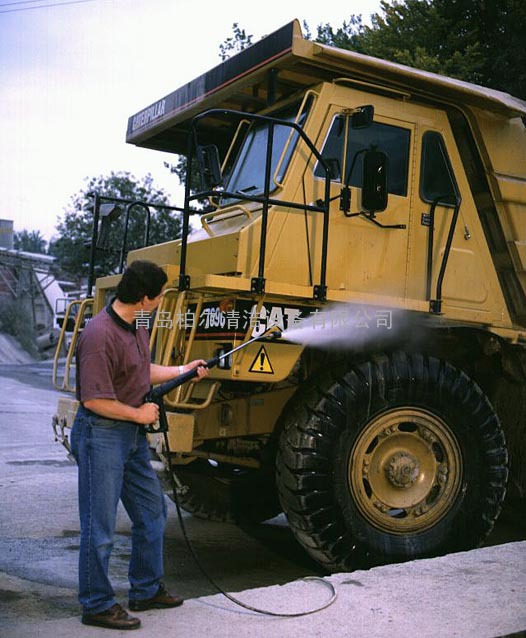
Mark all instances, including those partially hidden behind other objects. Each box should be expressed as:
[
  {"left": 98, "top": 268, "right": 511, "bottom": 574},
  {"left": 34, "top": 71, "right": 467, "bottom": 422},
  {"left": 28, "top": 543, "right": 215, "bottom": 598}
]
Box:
[
  {"left": 185, "top": 359, "right": 210, "bottom": 382},
  {"left": 135, "top": 402, "right": 160, "bottom": 425},
  {"left": 150, "top": 359, "right": 210, "bottom": 385}
]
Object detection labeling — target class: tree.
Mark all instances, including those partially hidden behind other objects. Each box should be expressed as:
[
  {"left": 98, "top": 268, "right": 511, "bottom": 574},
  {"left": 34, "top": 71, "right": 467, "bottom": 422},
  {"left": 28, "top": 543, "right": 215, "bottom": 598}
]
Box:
[
  {"left": 314, "top": 15, "right": 368, "bottom": 51},
  {"left": 13, "top": 229, "right": 47, "bottom": 254},
  {"left": 219, "top": 23, "right": 253, "bottom": 61},
  {"left": 311, "top": 0, "right": 526, "bottom": 100},
  {"left": 49, "top": 172, "right": 181, "bottom": 283}
]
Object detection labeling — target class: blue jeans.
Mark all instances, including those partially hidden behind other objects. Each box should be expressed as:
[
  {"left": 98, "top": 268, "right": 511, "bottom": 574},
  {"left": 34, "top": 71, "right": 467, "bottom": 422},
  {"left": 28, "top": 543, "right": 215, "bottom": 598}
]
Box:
[{"left": 71, "top": 405, "right": 167, "bottom": 614}]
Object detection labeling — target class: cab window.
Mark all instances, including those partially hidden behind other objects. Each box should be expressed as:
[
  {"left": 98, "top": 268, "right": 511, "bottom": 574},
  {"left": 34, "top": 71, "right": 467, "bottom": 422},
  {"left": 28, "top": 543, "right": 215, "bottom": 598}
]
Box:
[
  {"left": 222, "top": 100, "right": 311, "bottom": 204},
  {"left": 420, "top": 131, "right": 459, "bottom": 206},
  {"left": 315, "top": 117, "right": 411, "bottom": 197}
]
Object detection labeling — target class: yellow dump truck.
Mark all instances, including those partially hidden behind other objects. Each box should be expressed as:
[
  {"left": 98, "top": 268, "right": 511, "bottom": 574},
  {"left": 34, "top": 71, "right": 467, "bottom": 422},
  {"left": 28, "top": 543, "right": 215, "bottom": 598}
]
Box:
[{"left": 53, "top": 20, "right": 526, "bottom": 571}]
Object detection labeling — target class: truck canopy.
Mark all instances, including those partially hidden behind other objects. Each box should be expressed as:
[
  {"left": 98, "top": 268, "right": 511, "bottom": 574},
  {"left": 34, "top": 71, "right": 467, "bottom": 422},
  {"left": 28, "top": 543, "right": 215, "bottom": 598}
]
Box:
[{"left": 126, "top": 20, "right": 526, "bottom": 154}]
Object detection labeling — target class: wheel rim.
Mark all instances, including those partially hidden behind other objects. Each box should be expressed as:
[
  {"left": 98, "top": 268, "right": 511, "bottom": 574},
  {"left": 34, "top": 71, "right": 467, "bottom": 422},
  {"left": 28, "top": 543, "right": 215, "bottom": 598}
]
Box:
[{"left": 348, "top": 408, "right": 463, "bottom": 535}]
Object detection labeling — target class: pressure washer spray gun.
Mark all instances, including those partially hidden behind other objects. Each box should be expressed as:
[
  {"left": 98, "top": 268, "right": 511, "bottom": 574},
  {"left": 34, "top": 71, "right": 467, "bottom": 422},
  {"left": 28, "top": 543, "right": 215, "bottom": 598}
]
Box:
[{"left": 144, "top": 325, "right": 282, "bottom": 433}]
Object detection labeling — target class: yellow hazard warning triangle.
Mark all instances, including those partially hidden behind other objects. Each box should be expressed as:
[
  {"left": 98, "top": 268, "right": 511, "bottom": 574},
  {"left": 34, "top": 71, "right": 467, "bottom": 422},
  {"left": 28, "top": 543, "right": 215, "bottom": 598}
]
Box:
[{"left": 249, "top": 345, "right": 274, "bottom": 374}]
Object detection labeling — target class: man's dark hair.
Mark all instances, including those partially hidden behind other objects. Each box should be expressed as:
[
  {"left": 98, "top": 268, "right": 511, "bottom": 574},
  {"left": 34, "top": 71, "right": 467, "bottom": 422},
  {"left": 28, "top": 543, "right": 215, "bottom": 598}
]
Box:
[{"left": 116, "top": 260, "right": 168, "bottom": 303}]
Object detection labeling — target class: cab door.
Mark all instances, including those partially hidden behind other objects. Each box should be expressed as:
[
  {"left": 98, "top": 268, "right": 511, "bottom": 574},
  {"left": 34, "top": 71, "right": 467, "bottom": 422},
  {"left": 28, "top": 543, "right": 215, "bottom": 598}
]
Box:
[
  {"left": 309, "top": 97, "right": 415, "bottom": 299},
  {"left": 407, "top": 115, "right": 509, "bottom": 324}
]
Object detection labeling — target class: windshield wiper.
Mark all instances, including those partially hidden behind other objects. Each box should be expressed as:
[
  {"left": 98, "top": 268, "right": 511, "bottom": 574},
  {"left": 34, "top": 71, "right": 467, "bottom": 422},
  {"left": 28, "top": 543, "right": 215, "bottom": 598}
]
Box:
[{"left": 236, "top": 185, "right": 259, "bottom": 194}]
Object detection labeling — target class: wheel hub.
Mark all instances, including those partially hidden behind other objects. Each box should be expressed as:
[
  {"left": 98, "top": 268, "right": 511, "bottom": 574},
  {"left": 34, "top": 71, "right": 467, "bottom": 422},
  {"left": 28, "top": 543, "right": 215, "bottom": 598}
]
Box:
[
  {"left": 349, "top": 408, "right": 462, "bottom": 535},
  {"left": 387, "top": 452, "right": 420, "bottom": 488}
]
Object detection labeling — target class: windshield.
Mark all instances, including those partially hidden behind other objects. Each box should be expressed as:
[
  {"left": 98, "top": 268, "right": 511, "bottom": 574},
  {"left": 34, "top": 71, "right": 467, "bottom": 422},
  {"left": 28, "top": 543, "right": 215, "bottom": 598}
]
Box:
[{"left": 222, "top": 101, "right": 310, "bottom": 204}]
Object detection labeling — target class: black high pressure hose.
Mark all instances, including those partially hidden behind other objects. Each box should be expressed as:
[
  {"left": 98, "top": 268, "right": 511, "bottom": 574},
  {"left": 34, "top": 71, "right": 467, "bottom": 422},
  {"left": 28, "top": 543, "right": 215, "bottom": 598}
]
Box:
[
  {"left": 162, "top": 429, "right": 337, "bottom": 617},
  {"left": 147, "top": 327, "right": 338, "bottom": 616}
]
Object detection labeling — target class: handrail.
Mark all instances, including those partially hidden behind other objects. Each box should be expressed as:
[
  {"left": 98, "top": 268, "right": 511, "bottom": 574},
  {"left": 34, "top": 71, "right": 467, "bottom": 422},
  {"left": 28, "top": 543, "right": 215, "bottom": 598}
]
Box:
[
  {"left": 165, "top": 294, "right": 204, "bottom": 407},
  {"left": 86, "top": 194, "right": 187, "bottom": 297},
  {"left": 119, "top": 201, "right": 152, "bottom": 273},
  {"left": 426, "top": 194, "right": 462, "bottom": 314},
  {"left": 273, "top": 89, "right": 319, "bottom": 189},
  {"left": 220, "top": 118, "right": 251, "bottom": 181},
  {"left": 149, "top": 289, "right": 215, "bottom": 410},
  {"left": 53, "top": 299, "right": 81, "bottom": 389},
  {"left": 149, "top": 287, "right": 181, "bottom": 359},
  {"left": 431, "top": 202, "right": 461, "bottom": 314},
  {"left": 167, "top": 301, "right": 267, "bottom": 409},
  {"left": 165, "top": 381, "right": 220, "bottom": 411},
  {"left": 200, "top": 205, "right": 253, "bottom": 236},
  {"left": 180, "top": 108, "right": 332, "bottom": 301},
  {"left": 52, "top": 298, "right": 94, "bottom": 391}
]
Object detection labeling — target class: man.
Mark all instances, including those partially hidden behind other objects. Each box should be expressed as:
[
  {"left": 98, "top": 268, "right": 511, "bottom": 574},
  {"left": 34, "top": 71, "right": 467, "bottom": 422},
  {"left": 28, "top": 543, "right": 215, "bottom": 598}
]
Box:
[{"left": 71, "top": 260, "right": 208, "bottom": 630}]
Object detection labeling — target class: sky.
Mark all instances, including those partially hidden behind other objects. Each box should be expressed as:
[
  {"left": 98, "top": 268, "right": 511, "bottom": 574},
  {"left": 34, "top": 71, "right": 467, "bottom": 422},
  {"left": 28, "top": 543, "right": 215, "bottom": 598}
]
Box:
[{"left": 0, "top": 0, "right": 382, "bottom": 242}]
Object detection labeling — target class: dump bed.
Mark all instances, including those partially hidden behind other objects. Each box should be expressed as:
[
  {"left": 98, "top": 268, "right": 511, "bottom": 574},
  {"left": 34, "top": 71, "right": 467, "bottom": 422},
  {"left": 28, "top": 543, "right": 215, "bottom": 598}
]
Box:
[{"left": 126, "top": 20, "right": 526, "bottom": 152}]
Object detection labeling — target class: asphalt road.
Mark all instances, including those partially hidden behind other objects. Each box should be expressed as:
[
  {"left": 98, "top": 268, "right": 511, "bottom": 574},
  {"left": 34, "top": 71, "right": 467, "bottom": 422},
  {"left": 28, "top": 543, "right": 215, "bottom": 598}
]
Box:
[
  {"left": 0, "top": 359, "right": 324, "bottom": 626},
  {"left": 0, "top": 359, "right": 525, "bottom": 628}
]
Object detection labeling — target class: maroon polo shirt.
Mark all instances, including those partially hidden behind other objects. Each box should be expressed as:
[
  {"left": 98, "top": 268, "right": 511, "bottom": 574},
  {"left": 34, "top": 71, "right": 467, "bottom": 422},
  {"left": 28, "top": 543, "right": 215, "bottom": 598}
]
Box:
[{"left": 75, "top": 303, "right": 150, "bottom": 408}]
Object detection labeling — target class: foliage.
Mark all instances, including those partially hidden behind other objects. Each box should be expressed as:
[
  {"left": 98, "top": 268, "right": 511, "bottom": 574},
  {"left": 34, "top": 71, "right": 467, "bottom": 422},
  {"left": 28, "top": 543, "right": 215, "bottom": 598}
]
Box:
[
  {"left": 314, "top": 15, "right": 368, "bottom": 50},
  {"left": 311, "top": 0, "right": 526, "bottom": 100},
  {"left": 13, "top": 229, "right": 47, "bottom": 254},
  {"left": 49, "top": 171, "right": 181, "bottom": 283},
  {"left": 164, "top": 157, "right": 190, "bottom": 194},
  {"left": 162, "top": 158, "right": 216, "bottom": 212},
  {"left": 219, "top": 23, "right": 253, "bottom": 61}
]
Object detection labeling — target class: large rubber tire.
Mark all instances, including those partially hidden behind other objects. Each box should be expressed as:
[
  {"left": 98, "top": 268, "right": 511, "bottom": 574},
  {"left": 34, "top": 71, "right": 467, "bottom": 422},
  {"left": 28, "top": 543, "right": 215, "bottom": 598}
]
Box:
[
  {"left": 173, "top": 459, "right": 281, "bottom": 524},
  {"left": 276, "top": 352, "right": 508, "bottom": 571}
]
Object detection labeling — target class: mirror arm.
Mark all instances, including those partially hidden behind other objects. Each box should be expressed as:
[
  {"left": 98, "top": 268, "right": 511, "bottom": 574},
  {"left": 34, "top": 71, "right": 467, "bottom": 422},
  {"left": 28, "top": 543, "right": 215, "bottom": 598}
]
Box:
[
  {"left": 315, "top": 192, "right": 343, "bottom": 208},
  {"left": 359, "top": 212, "right": 406, "bottom": 229},
  {"left": 342, "top": 209, "right": 406, "bottom": 228}
]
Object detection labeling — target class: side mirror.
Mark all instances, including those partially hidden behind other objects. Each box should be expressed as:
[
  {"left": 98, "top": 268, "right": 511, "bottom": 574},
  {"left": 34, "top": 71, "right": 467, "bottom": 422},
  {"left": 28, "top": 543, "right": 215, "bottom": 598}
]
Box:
[
  {"left": 351, "top": 105, "right": 374, "bottom": 129},
  {"left": 99, "top": 203, "right": 122, "bottom": 221},
  {"left": 362, "top": 150, "right": 388, "bottom": 213},
  {"left": 97, "top": 203, "right": 122, "bottom": 250},
  {"left": 197, "top": 144, "right": 223, "bottom": 190}
]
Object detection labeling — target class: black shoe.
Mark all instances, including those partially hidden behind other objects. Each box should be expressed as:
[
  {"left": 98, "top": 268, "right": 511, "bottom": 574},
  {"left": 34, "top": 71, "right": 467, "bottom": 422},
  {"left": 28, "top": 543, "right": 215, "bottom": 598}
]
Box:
[
  {"left": 129, "top": 582, "right": 184, "bottom": 611},
  {"left": 82, "top": 603, "right": 141, "bottom": 630}
]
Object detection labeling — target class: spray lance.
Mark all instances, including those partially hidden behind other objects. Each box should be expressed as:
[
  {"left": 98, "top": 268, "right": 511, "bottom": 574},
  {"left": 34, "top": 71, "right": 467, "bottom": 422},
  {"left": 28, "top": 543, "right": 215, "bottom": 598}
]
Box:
[
  {"left": 144, "top": 325, "right": 282, "bottom": 433},
  {"left": 144, "top": 324, "right": 337, "bottom": 617}
]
